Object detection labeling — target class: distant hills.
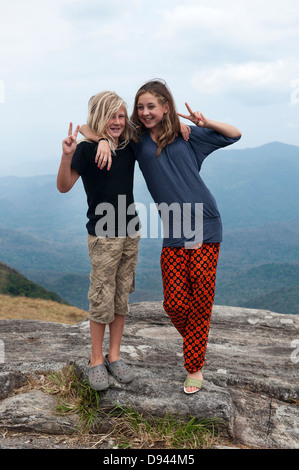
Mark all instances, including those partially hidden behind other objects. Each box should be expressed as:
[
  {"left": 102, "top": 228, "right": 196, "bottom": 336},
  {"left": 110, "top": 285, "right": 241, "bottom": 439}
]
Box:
[
  {"left": 215, "top": 262, "right": 299, "bottom": 315},
  {"left": 0, "top": 141, "right": 298, "bottom": 314},
  {"left": 0, "top": 261, "right": 66, "bottom": 304},
  {"left": 199, "top": 141, "right": 299, "bottom": 229},
  {"left": 0, "top": 258, "right": 88, "bottom": 324}
]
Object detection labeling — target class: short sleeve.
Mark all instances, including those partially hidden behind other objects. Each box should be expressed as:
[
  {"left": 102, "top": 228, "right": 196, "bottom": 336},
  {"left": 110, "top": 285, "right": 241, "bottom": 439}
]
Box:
[
  {"left": 188, "top": 126, "right": 241, "bottom": 170},
  {"left": 71, "top": 142, "right": 89, "bottom": 176}
]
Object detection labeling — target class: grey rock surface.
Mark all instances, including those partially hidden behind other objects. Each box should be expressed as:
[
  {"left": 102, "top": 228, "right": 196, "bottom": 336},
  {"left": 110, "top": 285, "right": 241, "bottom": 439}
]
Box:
[{"left": 0, "top": 302, "right": 298, "bottom": 449}]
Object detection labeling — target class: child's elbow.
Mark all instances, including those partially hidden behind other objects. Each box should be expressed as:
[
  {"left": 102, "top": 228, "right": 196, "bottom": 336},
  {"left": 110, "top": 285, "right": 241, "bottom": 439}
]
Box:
[
  {"left": 234, "top": 129, "right": 242, "bottom": 139},
  {"left": 57, "top": 181, "right": 71, "bottom": 193}
]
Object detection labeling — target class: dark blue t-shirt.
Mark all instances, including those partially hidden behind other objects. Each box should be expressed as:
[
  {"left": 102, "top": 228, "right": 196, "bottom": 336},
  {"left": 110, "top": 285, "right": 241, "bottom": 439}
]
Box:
[
  {"left": 71, "top": 140, "right": 140, "bottom": 237},
  {"left": 132, "top": 126, "right": 240, "bottom": 247}
]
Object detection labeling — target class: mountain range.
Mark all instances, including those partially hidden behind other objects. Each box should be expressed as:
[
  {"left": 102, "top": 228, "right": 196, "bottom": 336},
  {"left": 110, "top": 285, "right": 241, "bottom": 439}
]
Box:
[{"left": 0, "top": 141, "right": 298, "bottom": 314}]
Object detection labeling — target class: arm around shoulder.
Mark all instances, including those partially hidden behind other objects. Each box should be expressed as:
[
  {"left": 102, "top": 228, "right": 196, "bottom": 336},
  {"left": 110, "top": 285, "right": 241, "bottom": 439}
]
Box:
[
  {"left": 80, "top": 124, "right": 98, "bottom": 141},
  {"left": 80, "top": 124, "right": 112, "bottom": 170}
]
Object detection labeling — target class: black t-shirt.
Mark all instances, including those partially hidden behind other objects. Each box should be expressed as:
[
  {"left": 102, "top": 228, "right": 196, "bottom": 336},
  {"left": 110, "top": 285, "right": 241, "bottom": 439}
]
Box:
[{"left": 71, "top": 141, "right": 140, "bottom": 237}]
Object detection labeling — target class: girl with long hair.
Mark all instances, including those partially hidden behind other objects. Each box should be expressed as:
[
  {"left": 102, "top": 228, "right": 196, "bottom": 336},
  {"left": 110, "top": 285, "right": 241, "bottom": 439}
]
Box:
[{"left": 82, "top": 79, "right": 241, "bottom": 394}]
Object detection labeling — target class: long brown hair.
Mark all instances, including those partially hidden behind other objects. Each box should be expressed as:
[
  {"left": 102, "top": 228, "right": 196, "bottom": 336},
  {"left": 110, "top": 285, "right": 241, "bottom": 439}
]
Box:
[{"left": 131, "top": 79, "right": 181, "bottom": 155}]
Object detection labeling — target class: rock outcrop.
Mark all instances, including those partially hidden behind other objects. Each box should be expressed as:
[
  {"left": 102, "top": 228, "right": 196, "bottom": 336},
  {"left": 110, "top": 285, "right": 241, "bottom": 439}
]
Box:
[{"left": 0, "top": 302, "right": 298, "bottom": 449}]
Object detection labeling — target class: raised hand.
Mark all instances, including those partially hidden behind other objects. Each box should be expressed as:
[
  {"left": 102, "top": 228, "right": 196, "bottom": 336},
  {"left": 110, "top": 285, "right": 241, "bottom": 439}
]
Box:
[
  {"left": 178, "top": 103, "right": 208, "bottom": 128},
  {"left": 62, "top": 122, "right": 80, "bottom": 157}
]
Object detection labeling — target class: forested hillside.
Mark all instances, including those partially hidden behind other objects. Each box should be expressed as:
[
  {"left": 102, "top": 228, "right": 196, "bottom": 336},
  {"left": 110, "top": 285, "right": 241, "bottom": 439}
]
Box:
[{"left": 0, "top": 261, "right": 66, "bottom": 303}]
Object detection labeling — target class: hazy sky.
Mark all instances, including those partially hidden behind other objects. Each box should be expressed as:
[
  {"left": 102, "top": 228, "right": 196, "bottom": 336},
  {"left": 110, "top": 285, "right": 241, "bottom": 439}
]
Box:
[{"left": 1, "top": 0, "right": 299, "bottom": 175}]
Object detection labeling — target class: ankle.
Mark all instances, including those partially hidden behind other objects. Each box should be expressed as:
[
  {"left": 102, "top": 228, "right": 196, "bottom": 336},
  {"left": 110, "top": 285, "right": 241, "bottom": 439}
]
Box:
[
  {"left": 188, "top": 369, "right": 203, "bottom": 379},
  {"left": 107, "top": 351, "right": 120, "bottom": 363},
  {"left": 90, "top": 354, "right": 104, "bottom": 367}
]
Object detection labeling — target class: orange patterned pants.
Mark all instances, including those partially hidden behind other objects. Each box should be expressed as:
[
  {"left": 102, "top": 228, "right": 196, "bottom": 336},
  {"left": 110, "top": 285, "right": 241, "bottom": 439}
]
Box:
[{"left": 160, "top": 243, "right": 220, "bottom": 373}]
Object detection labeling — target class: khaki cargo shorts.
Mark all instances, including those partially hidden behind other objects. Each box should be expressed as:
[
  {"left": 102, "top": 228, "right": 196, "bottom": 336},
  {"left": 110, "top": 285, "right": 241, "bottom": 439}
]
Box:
[{"left": 87, "top": 233, "right": 140, "bottom": 324}]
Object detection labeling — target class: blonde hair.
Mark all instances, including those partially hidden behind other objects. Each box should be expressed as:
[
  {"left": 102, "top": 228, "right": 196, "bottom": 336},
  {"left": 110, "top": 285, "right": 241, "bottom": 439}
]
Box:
[
  {"left": 131, "top": 79, "right": 181, "bottom": 156},
  {"left": 86, "top": 91, "right": 131, "bottom": 152}
]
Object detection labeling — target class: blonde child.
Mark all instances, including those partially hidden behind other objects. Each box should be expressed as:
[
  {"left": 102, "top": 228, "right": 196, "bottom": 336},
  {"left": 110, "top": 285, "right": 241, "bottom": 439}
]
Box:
[{"left": 57, "top": 91, "right": 140, "bottom": 391}]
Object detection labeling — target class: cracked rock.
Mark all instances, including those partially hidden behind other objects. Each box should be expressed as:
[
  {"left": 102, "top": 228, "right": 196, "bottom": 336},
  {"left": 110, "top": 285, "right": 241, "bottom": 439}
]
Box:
[{"left": 0, "top": 302, "right": 298, "bottom": 449}]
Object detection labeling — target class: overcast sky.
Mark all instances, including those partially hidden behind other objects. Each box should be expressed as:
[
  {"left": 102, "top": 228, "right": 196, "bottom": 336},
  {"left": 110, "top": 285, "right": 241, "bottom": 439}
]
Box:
[{"left": 0, "top": 0, "right": 299, "bottom": 175}]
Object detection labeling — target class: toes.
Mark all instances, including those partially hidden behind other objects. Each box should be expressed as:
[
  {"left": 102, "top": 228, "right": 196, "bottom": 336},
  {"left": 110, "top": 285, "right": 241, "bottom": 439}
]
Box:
[{"left": 186, "top": 386, "right": 199, "bottom": 393}]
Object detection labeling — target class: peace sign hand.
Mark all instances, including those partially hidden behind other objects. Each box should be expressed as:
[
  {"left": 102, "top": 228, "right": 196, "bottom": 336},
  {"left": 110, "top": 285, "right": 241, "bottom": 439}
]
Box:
[
  {"left": 62, "top": 122, "right": 80, "bottom": 157},
  {"left": 178, "top": 102, "right": 208, "bottom": 128}
]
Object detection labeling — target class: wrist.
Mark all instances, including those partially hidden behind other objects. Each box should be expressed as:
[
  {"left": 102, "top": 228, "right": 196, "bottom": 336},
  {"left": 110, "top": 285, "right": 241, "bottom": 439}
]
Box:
[
  {"left": 98, "top": 138, "right": 109, "bottom": 143},
  {"left": 201, "top": 118, "right": 213, "bottom": 129},
  {"left": 62, "top": 152, "right": 73, "bottom": 159}
]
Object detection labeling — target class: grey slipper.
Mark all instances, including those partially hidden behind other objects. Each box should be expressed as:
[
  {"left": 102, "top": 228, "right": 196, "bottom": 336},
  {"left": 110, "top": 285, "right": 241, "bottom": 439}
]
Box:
[
  {"left": 104, "top": 354, "right": 135, "bottom": 383},
  {"left": 88, "top": 362, "right": 109, "bottom": 391}
]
